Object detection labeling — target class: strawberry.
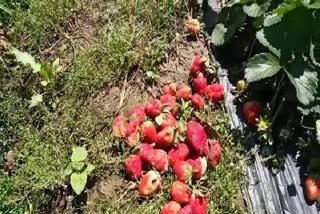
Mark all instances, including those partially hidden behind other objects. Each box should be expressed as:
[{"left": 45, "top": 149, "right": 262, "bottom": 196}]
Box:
[
  {"left": 161, "top": 94, "right": 179, "bottom": 116},
  {"left": 172, "top": 161, "right": 193, "bottom": 182},
  {"left": 305, "top": 176, "right": 319, "bottom": 201},
  {"left": 206, "top": 84, "right": 224, "bottom": 102},
  {"left": 186, "top": 17, "right": 201, "bottom": 35},
  {"left": 208, "top": 140, "right": 222, "bottom": 167},
  {"left": 193, "top": 73, "right": 207, "bottom": 96},
  {"left": 189, "top": 194, "right": 208, "bottom": 214},
  {"left": 177, "top": 205, "right": 192, "bottom": 214},
  {"left": 190, "top": 56, "right": 205, "bottom": 77},
  {"left": 138, "top": 143, "right": 154, "bottom": 162},
  {"left": 191, "top": 94, "right": 205, "bottom": 110},
  {"left": 125, "top": 120, "right": 140, "bottom": 146},
  {"left": 139, "top": 170, "right": 161, "bottom": 196},
  {"left": 158, "top": 113, "right": 177, "bottom": 131},
  {"left": 177, "top": 84, "right": 192, "bottom": 101},
  {"left": 129, "top": 104, "right": 146, "bottom": 125},
  {"left": 156, "top": 126, "right": 175, "bottom": 148},
  {"left": 145, "top": 99, "right": 161, "bottom": 117},
  {"left": 161, "top": 201, "right": 181, "bottom": 214},
  {"left": 186, "top": 121, "right": 209, "bottom": 156},
  {"left": 141, "top": 147, "right": 169, "bottom": 172},
  {"left": 243, "top": 101, "right": 261, "bottom": 128},
  {"left": 112, "top": 112, "right": 128, "bottom": 138},
  {"left": 125, "top": 155, "right": 142, "bottom": 180},
  {"left": 141, "top": 121, "right": 157, "bottom": 143},
  {"left": 163, "top": 83, "right": 177, "bottom": 96},
  {"left": 168, "top": 143, "right": 190, "bottom": 166},
  {"left": 170, "top": 181, "right": 191, "bottom": 204},
  {"left": 187, "top": 157, "right": 207, "bottom": 180}
]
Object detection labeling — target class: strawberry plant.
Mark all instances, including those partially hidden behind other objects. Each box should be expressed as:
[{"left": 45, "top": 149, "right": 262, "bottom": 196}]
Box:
[{"left": 64, "top": 147, "right": 95, "bottom": 195}]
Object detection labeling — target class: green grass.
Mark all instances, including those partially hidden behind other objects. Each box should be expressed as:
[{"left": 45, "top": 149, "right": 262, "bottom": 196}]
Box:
[{"left": 0, "top": 0, "right": 248, "bottom": 213}]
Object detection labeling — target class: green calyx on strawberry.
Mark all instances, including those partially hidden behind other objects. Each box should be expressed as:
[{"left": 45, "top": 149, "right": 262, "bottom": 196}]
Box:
[
  {"left": 177, "top": 84, "right": 192, "bottom": 101},
  {"left": 129, "top": 104, "right": 146, "bottom": 125},
  {"left": 193, "top": 72, "right": 207, "bottom": 96},
  {"left": 139, "top": 170, "right": 161, "bottom": 196},
  {"left": 170, "top": 181, "right": 191, "bottom": 204},
  {"left": 172, "top": 161, "right": 193, "bottom": 182},
  {"left": 186, "top": 121, "right": 209, "bottom": 156},
  {"left": 156, "top": 126, "right": 175, "bottom": 149},
  {"left": 145, "top": 99, "right": 161, "bottom": 117},
  {"left": 243, "top": 101, "right": 261, "bottom": 128},
  {"left": 112, "top": 112, "right": 128, "bottom": 138},
  {"left": 208, "top": 139, "right": 222, "bottom": 167},
  {"left": 161, "top": 201, "right": 181, "bottom": 214},
  {"left": 191, "top": 94, "right": 205, "bottom": 110},
  {"left": 168, "top": 143, "right": 190, "bottom": 166},
  {"left": 163, "top": 83, "right": 177, "bottom": 96},
  {"left": 125, "top": 155, "right": 142, "bottom": 181},
  {"left": 141, "top": 121, "right": 157, "bottom": 143}
]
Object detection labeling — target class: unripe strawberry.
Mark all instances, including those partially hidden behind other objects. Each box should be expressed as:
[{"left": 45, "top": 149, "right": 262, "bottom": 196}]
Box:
[
  {"left": 112, "top": 112, "right": 128, "bottom": 138},
  {"left": 186, "top": 17, "right": 201, "bottom": 35}
]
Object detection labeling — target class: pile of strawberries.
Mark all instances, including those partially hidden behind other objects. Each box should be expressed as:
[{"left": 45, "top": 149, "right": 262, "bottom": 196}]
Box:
[{"left": 112, "top": 56, "right": 224, "bottom": 214}]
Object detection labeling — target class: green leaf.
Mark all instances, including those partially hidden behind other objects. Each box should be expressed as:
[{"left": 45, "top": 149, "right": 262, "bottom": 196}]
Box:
[
  {"left": 85, "top": 163, "right": 95, "bottom": 174},
  {"left": 64, "top": 164, "right": 73, "bottom": 176},
  {"left": 243, "top": 1, "right": 270, "bottom": 17},
  {"left": 71, "top": 161, "right": 85, "bottom": 171},
  {"left": 286, "top": 62, "right": 318, "bottom": 105},
  {"left": 39, "top": 63, "right": 53, "bottom": 83},
  {"left": 71, "top": 147, "right": 88, "bottom": 162},
  {"left": 71, "top": 172, "right": 87, "bottom": 195},
  {"left": 0, "top": 4, "right": 12, "bottom": 14},
  {"left": 273, "top": 2, "right": 297, "bottom": 15},
  {"left": 211, "top": 24, "right": 227, "bottom": 46},
  {"left": 310, "top": 39, "right": 320, "bottom": 67},
  {"left": 10, "top": 47, "right": 41, "bottom": 73},
  {"left": 302, "top": 0, "right": 320, "bottom": 8},
  {"left": 256, "top": 30, "right": 280, "bottom": 57},
  {"left": 264, "top": 14, "right": 282, "bottom": 26},
  {"left": 245, "top": 53, "right": 281, "bottom": 82},
  {"left": 29, "top": 94, "right": 43, "bottom": 108},
  {"left": 155, "top": 114, "right": 164, "bottom": 126}
]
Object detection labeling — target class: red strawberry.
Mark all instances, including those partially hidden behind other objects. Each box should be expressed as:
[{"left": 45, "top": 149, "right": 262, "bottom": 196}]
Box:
[
  {"left": 125, "top": 155, "right": 142, "bottom": 180},
  {"left": 177, "top": 205, "right": 192, "bottom": 214},
  {"left": 161, "top": 201, "right": 181, "bottom": 214},
  {"left": 138, "top": 143, "right": 154, "bottom": 161},
  {"left": 191, "top": 94, "right": 205, "bottom": 110},
  {"left": 139, "top": 170, "right": 161, "bottom": 196},
  {"left": 190, "top": 56, "right": 205, "bottom": 77},
  {"left": 193, "top": 73, "right": 207, "bottom": 96},
  {"left": 170, "top": 181, "right": 191, "bottom": 204},
  {"left": 208, "top": 140, "right": 222, "bottom": 167},
  {"left": 168, "top": 143, "right": 190, "bottom": 166},
  {"left": 145, "top": 99, "right": 161, "bottom": 117},
  {"left": 186, "top": 121, "right": 209, "bottom": 156},
  {"left": 158, "top": 113, "right": 177, "bottom": 131},
  {"left": 161, "top": 94, "right": 179, "bottom": 116},
  {"left": 187, "top": 157, "right": 207, "bottom": 180},
  {"left": 243, "top": 101, "right": 260, "bottom": 128},
  {"left": 189, "top": 194, "right": 208, "bottom": 214},
  {"left": 141, "top": 147, "right": 169, "bottom": 172},
  {"left": 156, "top": 126, "right": 175, "bottom": 148},
  {"left": 125, "top": 120, "right": 140, "bottom": 146},
  {"left": 177, "top": 84, "right": 192, "bottom": 101},
  {"left": 163, "top": 83, "right": 177, "bottom": 96},
  {"left": 141, "top": 121, "right": 157, "bottom": 143},
  {"left": 172, "top": 161, "right": 193, "bottom": 182},
  {"left": 112, "top": 112, "right": 128, "bottom": 138},
  {"left": 206, "top": 83, "right": 224, "bottom": 102},
  {"left": 129, "top": 104, "right": 146, "bottom": 125},
  {"left": 305, "top": 176, "right": 319, "bottom": 201}
]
